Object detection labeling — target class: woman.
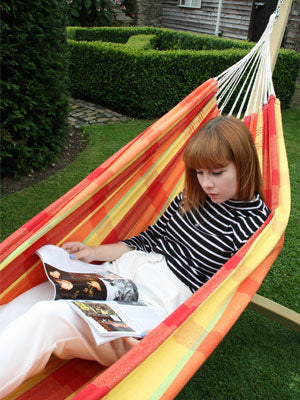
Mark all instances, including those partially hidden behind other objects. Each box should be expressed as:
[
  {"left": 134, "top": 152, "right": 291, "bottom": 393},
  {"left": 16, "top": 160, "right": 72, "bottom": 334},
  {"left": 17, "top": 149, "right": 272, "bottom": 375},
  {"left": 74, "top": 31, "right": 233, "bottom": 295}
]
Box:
[{"left": 0, "top": 116, "right": 270, "bottom": 397}]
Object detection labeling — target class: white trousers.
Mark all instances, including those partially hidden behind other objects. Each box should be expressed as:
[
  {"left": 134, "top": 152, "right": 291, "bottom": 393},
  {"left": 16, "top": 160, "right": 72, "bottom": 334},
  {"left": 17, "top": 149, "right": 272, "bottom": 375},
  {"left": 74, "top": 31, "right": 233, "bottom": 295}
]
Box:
[{"left": 0, "top": 251, "right": 192, "bottom": 398}]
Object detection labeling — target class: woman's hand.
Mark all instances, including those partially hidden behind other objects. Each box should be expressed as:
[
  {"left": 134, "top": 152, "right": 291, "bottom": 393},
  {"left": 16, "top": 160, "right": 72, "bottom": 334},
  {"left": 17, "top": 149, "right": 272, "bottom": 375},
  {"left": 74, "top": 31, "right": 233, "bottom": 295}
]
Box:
[
  {"left": 62, "top": 242, "right": 97, "bottom": 263},
  {"left": 62, "top": 241, "right": 133, "bottom": 263}
]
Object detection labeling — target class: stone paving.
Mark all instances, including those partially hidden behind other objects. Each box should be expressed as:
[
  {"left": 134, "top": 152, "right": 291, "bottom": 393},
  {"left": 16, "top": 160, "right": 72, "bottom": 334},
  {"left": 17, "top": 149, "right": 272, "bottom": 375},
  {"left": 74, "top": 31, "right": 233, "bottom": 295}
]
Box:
[
  {"left": 68, "top": 98, "right": 130, "bottom": 129},
  {"left": 69, "top": 87, "right": 300, "bottom": 129}
]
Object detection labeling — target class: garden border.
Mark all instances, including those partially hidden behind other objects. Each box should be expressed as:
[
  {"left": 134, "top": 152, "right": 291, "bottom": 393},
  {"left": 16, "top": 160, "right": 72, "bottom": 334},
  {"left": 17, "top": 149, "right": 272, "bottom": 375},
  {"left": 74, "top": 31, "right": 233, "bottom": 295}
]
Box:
[{"left": 67, "top": 26, "right": 300, "bottom": 118}]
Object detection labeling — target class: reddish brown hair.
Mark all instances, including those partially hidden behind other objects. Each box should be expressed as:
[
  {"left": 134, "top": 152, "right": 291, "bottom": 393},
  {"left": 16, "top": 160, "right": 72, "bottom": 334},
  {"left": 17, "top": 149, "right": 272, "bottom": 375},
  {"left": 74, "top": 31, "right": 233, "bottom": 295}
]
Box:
[{"left": 182, "top": 116, "right": 264, "bottom": 212}]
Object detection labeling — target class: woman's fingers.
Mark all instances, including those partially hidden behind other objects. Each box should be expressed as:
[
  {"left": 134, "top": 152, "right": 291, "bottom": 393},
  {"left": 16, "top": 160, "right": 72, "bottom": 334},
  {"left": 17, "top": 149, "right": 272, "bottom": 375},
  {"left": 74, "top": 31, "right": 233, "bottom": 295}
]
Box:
[
  {"left": 62, "top": 242, "right": 88, "bottom": 261},
  {"left": 70, "top": 248, "right": 91, "bottom": 262},
  {"left": 62, "top": 241, "right": 85, "bottom": 254}
]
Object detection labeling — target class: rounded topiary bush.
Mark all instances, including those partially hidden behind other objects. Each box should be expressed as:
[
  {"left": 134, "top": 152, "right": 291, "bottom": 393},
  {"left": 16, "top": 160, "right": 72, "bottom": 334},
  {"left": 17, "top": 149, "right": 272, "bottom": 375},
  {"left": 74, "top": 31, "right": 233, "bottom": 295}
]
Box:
[{"left": 0, "top": 0, "right": 70, "bottom": 177}]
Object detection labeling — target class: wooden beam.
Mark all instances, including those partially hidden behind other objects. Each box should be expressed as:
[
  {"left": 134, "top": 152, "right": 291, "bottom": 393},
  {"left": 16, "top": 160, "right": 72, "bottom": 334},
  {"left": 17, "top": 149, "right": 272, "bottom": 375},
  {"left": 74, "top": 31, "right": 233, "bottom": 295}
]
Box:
[
  {"left": 247, "top": 0, "right": 293, "bottom": 115},
  {"left": 247, "top": 1, "right": 297, "bottom": 334},
  {"left": 270, "top": 0, "right": 293, "bottom": 72},
  {"left": 248, "top": 294, "right": 300, "bottom": 333}
]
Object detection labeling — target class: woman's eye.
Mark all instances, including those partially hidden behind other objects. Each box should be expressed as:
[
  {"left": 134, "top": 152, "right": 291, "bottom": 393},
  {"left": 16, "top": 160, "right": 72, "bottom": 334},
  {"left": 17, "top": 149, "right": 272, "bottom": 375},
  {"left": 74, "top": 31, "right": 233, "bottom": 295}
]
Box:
[
  {"left": 195, "top": 170, "right": 224, "bottom": 175},
  {"left": 212, "top": 171, "right": 223, "bottom": 176}
]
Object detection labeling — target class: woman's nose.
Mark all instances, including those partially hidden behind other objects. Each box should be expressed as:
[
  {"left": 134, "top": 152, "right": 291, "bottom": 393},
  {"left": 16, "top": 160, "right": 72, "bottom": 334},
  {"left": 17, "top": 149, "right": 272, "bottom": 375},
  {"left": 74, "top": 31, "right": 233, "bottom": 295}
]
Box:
[{"left": 200, "top": 174, "right": 214, "bottom": 189}]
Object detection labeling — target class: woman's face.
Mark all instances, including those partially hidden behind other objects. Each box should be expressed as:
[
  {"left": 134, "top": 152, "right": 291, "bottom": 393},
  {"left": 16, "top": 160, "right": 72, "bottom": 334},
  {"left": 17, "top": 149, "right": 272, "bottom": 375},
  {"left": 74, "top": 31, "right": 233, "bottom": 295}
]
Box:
[{"left": 195, "top": 162, "right": 238, "bottom": 204}]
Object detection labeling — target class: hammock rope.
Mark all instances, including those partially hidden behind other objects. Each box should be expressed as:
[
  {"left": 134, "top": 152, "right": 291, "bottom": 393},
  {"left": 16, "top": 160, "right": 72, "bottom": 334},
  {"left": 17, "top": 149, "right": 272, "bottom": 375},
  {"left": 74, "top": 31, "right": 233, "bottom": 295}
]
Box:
[{"left": 216, "top": 9, "right": 279, "bottom": 118}]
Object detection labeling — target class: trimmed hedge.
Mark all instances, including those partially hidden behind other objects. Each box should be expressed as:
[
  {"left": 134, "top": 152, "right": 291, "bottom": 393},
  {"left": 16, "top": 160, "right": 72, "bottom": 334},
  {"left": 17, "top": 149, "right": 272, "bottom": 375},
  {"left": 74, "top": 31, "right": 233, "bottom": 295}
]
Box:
[
  {"left": 67, "top": 26, "right": 252, "bottom": 50},
  {"left": 1, "top": 0, "right": 69, "bottom": 178},
  {"left": 125, "top": 34, "right": 157, "bottom": 51},
  {"left": 67, "top": 26, "right": 158, "bottom": 43},
  {"left": 67, "top": 27, "right": 300, "bottom": 118}
]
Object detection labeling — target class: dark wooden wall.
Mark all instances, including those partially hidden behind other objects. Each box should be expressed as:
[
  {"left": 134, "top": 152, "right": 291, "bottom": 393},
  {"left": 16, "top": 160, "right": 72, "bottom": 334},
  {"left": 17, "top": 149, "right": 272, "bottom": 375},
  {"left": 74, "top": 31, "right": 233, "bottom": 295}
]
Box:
[
  {"left": 160, "top": 0, "right": 299, "bottom": 50},
  {"left": 134, "top": 1, "right": 299, "bottom": 51},
  {"left": 162, "top": 0, "right": 254, "bottom": 40},
  {"left": 283, "top": 2, "right": 300, "bottom": 51}
]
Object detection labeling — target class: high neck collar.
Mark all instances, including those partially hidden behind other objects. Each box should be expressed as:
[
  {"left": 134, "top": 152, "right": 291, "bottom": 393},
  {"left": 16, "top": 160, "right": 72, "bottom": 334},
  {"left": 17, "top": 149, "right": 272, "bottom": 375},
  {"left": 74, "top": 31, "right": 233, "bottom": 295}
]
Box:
[{"left": 206, "top": 194, "right": 261, "bottom": 211}]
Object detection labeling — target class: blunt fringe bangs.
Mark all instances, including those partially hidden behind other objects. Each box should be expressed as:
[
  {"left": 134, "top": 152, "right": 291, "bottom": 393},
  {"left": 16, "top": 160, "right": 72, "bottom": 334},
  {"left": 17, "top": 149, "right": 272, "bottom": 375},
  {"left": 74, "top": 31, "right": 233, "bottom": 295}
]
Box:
[{"left": 182, "top": 116, "right": 265, "bottom": 212}]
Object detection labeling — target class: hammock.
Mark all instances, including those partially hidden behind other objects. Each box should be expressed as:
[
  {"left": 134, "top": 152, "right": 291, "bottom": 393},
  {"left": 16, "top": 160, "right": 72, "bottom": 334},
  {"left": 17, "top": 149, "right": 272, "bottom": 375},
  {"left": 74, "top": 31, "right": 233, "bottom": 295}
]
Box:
[{"left": 0, "top": 5, "right": 291, "bottom": 400}]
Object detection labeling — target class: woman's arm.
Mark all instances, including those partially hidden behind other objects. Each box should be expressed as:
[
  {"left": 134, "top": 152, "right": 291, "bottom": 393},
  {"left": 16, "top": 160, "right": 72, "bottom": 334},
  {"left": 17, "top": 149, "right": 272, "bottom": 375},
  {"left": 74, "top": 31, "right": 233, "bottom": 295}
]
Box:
[
  {"left": 62, "top": 241, "right": 133, "bottom": 263},
  {"left": 123, "top": 193, "right": 182, "bottom": 252},
  {"left": 63, "top": 194, "right": 182, "bottom": 261}
]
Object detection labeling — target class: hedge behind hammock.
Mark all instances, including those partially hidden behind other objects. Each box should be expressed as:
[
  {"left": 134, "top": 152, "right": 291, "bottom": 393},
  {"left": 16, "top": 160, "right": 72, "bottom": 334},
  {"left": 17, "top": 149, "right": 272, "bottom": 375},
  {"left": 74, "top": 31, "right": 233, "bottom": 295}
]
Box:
[{"left": 0, "top": 77, "right": 290, "bottom": 399}]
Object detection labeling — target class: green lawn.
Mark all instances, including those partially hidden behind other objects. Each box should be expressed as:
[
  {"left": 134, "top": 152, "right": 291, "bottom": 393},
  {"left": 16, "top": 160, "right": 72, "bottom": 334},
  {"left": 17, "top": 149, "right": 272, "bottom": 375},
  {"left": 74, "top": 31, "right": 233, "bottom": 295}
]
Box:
[
  {"left": 1, "top": 107, "right": 299, "bottom": 399},
  {"left": 0, "top": 120, "right": 154, "bottom": 241}
]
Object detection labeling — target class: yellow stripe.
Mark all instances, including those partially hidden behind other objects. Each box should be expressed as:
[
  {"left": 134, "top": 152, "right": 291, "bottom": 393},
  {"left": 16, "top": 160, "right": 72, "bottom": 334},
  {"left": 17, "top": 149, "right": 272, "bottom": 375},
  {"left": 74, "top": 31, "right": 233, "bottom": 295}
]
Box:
[
  {"left": 3, "top": 357, "right": 68, "bottom": 400},
  {"left": 0, "top": 196, "right": 89, "bottom": 269},
  {"left": 255, "top": 108, "right": 264, "bottom": 170},
  {"left": 103, "top": 98, "right": 290, "bottom": 399},
  {"left": 1, "top": 93, "right": 216, "bottom": 270},
  {"left": 86, "top": 98, "right": 217, "bottom": 245},
  {"left": 0, "top": 260, "right": 41, "bottom": 302},
  {"left": 274, "top": 99, "right": 290, "bottom": 217},
  {"left": 51, "top": 92, "right": 210, "bottom": 227},
  {"left": 103, "top": 288, "right": 234, "bottom": 399},
  {"left": 103, "top": 337, "right": 196, "bottom": 400}
]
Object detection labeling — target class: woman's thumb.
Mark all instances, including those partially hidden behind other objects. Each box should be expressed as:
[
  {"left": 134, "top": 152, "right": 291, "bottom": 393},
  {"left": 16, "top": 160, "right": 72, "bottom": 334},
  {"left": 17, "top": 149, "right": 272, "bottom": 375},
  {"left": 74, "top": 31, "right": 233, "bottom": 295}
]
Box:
[{"left": 70, "top": 248, "right": 89, "bottom": 261}]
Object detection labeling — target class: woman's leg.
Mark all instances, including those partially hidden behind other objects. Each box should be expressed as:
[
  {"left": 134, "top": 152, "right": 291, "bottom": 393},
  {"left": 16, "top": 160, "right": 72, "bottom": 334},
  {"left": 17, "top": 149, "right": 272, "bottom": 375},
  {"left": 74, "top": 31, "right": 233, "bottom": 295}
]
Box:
[
  {"left": 0, "top": 252, "right": 192, "bottom": 397},
  {"left": 0, "top": 299, "right": 137, "bottom": 398},
  {"left": 0, "top": 281, "right": 53, "bottom": 333},
  {"left": 105, "top": 251, "right": 193, "bottom": 316}
]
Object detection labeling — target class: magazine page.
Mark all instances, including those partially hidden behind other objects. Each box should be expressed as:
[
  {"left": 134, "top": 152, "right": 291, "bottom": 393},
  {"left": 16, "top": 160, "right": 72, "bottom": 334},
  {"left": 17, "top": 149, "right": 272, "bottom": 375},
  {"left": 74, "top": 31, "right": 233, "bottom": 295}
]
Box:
[
  {"left": 69, "top": 300, "right": 165, "bottom": 345},
  {"left": 36, "top": 245, "right": 138, "bottom": 302}
]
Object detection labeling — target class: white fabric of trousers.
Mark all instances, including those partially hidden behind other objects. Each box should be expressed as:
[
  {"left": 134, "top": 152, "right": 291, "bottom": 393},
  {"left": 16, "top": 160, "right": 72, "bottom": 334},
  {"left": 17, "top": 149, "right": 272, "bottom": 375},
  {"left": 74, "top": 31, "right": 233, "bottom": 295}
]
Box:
[{"left": 0, "top": 251, "right": 192, "bottom": 398}]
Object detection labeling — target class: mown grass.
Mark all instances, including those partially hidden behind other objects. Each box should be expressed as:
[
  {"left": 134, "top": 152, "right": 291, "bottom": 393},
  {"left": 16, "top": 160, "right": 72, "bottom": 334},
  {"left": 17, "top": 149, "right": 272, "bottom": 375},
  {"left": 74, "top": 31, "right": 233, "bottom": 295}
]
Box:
[
  {"left": 0, "top": 120, "right": 154, "bottom": 241},
  {"left": 1, "top": 107, "right": 299, "bottom": 399}
]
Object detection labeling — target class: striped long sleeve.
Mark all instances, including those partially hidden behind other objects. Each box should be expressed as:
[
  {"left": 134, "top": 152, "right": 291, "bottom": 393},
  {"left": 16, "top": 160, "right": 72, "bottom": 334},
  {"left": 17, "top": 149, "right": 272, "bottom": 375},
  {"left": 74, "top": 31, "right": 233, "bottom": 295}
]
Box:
[{"left": 123, "top": 193, "right": 270, "bottom": 292}]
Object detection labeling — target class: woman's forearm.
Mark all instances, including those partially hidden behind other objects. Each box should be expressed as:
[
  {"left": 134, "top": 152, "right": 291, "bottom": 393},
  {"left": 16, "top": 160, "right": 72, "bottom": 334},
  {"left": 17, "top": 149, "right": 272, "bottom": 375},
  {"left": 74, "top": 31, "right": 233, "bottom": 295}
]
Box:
[
  {"left": 92, "top": 242, "right": 133, "bottom": 262},
  {"left": 62, "top": 241, "right": 133, "bottom": 263}
]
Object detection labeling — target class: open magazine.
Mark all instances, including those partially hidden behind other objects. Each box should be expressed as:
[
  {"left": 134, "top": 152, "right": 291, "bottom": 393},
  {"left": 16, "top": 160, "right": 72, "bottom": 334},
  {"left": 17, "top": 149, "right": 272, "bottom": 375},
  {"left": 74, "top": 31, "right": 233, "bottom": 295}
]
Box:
[
  {"left": 36, "top": 245, "right": 165, "bottom": 344},
  {"left": 69, "top": 300, "right": 164, "bottom": 345},
  {"left": 36, "top": 245, "right": 139, "bottom": 302}
]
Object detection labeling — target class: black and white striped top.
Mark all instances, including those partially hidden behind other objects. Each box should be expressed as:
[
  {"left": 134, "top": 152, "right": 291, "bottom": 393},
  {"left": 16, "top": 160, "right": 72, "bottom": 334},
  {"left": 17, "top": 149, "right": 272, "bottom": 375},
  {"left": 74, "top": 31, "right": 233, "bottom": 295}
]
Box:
[{"left": 123, "top": 193, "right": 270, "bottom": 293}]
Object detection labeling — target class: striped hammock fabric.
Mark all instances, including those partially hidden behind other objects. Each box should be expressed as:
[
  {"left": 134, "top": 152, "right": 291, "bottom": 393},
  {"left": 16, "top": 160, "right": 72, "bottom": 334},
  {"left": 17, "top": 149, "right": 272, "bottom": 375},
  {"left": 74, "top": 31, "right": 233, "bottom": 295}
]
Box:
[{"left": 0, "top": 77, "right": 290, "bottom": 399}]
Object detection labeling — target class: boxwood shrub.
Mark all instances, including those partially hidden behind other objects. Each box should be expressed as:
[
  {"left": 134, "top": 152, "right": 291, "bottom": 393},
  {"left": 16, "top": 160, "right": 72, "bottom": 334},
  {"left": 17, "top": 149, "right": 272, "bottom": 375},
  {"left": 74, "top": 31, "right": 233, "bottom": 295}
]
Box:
[
  {"left": 125, "top": 34, "right": 157, "bottom": 51},
  {"left": 67, "top": 27, "right": 300, "bottom": 118},
  {"left": 1, "top": 0, "right": 70, "bottom": 178}
]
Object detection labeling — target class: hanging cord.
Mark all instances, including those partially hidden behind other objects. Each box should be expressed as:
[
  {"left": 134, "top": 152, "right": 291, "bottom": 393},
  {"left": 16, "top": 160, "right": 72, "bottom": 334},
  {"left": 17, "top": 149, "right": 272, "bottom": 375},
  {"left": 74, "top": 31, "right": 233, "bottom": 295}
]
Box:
[
  {"left": 274, "top": 0, "right": 284, "bottom": 21},
  {"left": 215, "top": 1, "right": 283, "bottom": 118}
]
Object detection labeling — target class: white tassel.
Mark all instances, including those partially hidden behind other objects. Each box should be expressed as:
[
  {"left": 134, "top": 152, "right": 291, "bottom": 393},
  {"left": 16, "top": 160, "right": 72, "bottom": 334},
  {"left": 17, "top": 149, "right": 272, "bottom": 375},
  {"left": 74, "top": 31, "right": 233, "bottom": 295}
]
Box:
[{"left": 215, "top": 11, "right": 277, "bottom": 118}]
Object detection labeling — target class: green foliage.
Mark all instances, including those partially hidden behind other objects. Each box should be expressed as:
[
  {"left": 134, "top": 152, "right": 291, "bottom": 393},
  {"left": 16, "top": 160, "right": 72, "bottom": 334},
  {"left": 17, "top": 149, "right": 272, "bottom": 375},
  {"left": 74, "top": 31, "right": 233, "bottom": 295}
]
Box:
[
  {"left": 67, "top": 27, "right": 300, "bottom": 118},
  {"left": 66, "top": 0, "right": 137, "bottom": 27},
  {"left": 0, "top": 0, "right": 69, "bottom": 178},
  {"left": 0, "top": 120, "right": 154, "bottom": 240},
  {"left": 154, "top": 29, "right": 252, "bottom": 51},
  {"left": 66, "top": 25, "right": 157, "bottom": 42},
  {"left": 125, "top": 34, "right": 157, "bottom": 50},
  {"left": 66, "top": 0, "right": 116, "bottom": 26},
  {"left": 273, "top": 50, "right": 300, "bottom": 110},
  {"left": 119, "top": 0, "right": 136, "bottom": 19}
]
